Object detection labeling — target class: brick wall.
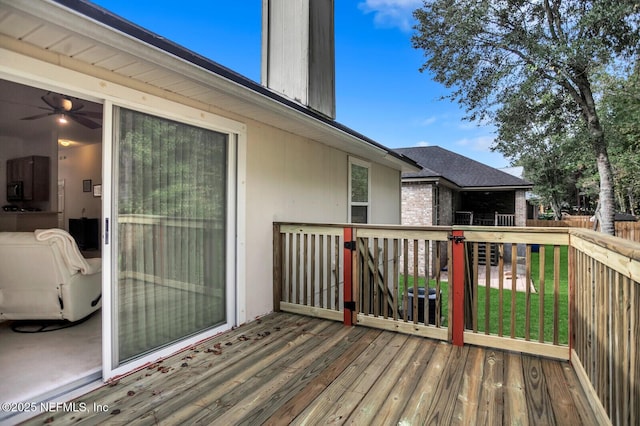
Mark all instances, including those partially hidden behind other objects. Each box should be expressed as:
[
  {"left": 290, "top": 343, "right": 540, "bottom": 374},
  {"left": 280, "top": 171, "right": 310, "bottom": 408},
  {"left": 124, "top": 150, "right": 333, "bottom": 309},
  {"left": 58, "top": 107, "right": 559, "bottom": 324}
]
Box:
[
  {"left": 515, "top": 190, "right": 527, "bottom": 226},
  {"left": 401, "top": 181, "right": 432, "bottom": 226},
  {"left": 400, "top": 183, "right": 435, "bottom": 276}
]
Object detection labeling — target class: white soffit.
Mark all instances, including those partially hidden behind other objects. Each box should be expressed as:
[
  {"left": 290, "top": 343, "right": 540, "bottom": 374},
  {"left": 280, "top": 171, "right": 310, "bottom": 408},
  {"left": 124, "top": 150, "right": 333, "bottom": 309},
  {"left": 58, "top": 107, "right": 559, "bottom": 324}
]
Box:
[{"left": 0, "top": 0, "right": 419, "bottom": 172}]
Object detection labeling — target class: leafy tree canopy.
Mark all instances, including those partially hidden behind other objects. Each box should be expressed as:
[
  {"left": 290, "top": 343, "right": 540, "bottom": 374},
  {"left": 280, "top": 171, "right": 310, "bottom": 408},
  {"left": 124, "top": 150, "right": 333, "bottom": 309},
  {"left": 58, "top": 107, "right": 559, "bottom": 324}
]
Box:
[{"left": 412, "top": 0, "right": 640, "bottom": 234}]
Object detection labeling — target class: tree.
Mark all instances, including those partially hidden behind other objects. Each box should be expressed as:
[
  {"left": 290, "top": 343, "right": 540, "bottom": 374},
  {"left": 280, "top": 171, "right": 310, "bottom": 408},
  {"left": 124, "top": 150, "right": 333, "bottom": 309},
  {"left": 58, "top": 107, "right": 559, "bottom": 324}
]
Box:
[
  {"left": 412, "top": 0, "right": 640, "bottom": 234},
  {"left": 600, "top": 64, "right": 640, "bottom": 215}
]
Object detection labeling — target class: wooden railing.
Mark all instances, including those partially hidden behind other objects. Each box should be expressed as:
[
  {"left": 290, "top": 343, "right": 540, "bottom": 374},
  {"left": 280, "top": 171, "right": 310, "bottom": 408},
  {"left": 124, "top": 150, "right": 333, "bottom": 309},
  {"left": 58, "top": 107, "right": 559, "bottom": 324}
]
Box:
[
  {"left": 454, "top": 211, "right": 516, "bottom": 226},
  {"left": 273, "top": 223, "right": 570, "bottom": 355},
  {"left": 119, "top": 214, "right": 225, "bottom": 292},
  {"left": 273, "top": 222, "right": 639, "bottom": 425},
  {"left": 352, "top": 226, "right": 450, "bottom": 342},
  {"left": 569, "top": 228, "right": 640, "bottom": 426},
  {"left": 460, "top": 227, "right": 570, "bottom": 360},
  {"left": 272, "top": 223, "right": 344, "bottom": 322}
]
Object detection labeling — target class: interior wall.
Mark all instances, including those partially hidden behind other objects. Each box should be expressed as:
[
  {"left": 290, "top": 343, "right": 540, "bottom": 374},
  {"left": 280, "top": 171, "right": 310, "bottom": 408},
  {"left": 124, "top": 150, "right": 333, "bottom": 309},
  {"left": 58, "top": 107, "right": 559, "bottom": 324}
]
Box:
[{"left": 57, "top": 143, "right": 102, "bottom": 229}]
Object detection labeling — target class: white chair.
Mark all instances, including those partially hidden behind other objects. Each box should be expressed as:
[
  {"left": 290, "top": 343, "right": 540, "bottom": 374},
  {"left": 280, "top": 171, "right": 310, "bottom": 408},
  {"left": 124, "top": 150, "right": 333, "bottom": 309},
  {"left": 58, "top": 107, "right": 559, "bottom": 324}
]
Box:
[{"left": 0, "top": 229, "right": 101, "bottom": 322}]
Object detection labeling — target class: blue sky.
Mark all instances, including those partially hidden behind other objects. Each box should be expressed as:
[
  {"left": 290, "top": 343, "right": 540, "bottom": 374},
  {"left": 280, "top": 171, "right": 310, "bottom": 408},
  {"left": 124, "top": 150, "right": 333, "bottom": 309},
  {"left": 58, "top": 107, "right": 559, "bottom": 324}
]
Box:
[{"left": 92, "top": 0, "right": 510, "bottom": 168}]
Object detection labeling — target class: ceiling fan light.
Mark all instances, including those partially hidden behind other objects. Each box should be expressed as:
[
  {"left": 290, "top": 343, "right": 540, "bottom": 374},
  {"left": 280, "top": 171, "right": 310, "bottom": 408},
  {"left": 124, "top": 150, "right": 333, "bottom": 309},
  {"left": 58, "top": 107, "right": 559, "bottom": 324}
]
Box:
[
  {"left": 61, "top": 98, "right": 73, "bottom": 111},
  {"left": 58, "top": 114, "right": 68, "bottom": 124}
]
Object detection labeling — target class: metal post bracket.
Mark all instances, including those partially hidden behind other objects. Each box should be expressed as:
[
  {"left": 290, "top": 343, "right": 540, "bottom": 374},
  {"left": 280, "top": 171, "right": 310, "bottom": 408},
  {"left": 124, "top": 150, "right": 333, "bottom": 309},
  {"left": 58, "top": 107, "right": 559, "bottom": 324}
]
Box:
[{"left": 448, "top": 234, "right": 466, "bottom": 244}]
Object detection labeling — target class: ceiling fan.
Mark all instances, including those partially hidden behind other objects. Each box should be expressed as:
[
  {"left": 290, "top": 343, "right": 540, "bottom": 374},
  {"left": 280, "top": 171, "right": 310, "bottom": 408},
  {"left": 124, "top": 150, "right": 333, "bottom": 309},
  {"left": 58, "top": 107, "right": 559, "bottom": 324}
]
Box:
[{"left": 20, "top": 92, "right": 102, "bottom": 129}]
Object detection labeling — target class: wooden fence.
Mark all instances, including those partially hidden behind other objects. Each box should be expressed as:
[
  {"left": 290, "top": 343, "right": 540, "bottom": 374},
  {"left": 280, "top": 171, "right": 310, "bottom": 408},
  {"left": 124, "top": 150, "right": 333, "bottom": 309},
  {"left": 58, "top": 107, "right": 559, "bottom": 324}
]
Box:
[
  {"left": 273, "top": 222, "right": 639, "bottom": 425},
  {"left": 527, "top": 218, "right": 640, "bottom": 242}
]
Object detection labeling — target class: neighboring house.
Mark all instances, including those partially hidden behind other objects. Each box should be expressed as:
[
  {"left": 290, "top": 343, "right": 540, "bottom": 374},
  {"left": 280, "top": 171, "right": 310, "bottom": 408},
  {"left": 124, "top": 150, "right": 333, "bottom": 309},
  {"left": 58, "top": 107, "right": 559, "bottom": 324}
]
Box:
[
  {"left": 394, "top": 146, "right": 532, "bottom": 275},
  {"left": 0, "top": 0, "right": 419, "bottom": 411},
  {"left": 395, "top": 146, "right": 532, "bottom": 228}
]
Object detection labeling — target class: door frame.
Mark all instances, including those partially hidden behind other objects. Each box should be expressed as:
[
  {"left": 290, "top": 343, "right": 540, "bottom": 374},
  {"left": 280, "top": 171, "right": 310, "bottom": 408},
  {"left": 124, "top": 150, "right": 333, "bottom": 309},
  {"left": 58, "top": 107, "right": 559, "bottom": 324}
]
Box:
[
  {"left": 102, "top": 99, "right": 244, "bottom": 378},
  {"left": 0, "top": 49, "right": 248, "bottom": 382}
]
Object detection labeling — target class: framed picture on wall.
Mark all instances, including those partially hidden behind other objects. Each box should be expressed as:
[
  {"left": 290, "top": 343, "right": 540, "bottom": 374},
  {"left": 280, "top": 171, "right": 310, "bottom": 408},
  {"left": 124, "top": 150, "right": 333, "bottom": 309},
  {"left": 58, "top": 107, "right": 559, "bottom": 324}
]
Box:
[
  {"left": 93, "top": 184, "right": 102, "bottom": 198},
  {"left": 83, "top": 179, "right": 92, "bottom": 192}
]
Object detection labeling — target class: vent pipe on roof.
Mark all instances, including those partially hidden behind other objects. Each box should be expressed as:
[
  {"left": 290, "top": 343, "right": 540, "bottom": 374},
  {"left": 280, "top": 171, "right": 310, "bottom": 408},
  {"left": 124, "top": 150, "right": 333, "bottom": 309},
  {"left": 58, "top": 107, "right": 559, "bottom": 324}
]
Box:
[{"left": 261, "top": 0, "right": 336, "bottom": 120}]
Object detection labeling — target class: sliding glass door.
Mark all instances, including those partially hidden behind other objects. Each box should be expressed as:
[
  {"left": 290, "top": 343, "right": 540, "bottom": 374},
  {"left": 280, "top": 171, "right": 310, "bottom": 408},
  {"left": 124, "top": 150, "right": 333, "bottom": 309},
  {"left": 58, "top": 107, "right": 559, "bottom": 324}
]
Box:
[{"left": 111, "top": 106, "right": 229, "bottom": 365}]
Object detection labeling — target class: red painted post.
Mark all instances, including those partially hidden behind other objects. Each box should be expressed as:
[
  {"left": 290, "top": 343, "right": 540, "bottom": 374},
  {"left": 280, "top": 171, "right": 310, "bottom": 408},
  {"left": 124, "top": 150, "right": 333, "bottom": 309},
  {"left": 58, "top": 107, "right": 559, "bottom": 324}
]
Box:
[
  {"left": 343, "top": 227, "right": 354, "bottom": 326},
  {"left": 451, "top": 230, "right": 465, "bottom": 346}
]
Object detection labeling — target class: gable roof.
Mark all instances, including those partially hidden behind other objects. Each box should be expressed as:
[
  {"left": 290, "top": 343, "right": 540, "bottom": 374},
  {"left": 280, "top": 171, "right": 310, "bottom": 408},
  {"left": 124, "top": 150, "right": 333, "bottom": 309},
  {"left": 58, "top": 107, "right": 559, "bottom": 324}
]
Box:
[
  {"left": 0, "top": 0, "right": 421, "bottom": 172},
  {"left": 394, "top": 146, "right": 531, "bottom": 190}
]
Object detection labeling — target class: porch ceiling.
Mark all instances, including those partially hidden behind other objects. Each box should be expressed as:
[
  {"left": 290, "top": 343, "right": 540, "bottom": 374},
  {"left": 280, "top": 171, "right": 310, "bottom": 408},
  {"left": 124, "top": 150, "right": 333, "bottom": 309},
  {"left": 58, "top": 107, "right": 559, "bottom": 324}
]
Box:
[{"left": 0, "top": 0, "right": 420, "bottom": 172}]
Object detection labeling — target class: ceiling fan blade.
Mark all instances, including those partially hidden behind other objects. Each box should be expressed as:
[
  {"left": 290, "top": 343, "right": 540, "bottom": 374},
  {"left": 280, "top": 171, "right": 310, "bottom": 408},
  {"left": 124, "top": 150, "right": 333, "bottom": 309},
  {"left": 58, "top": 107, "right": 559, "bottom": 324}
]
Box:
[
  {"left": 74, "top": 111, "right": 103, "bottom": 119},
  {"left": 42, "top": 93, "right": 74, "bottom": 111},
  {"left": 68, "top": 113, "right": 102, "bottom": 129},
  {"left": 40, "top": 94, "right": 59, "bottom": 110},
  {"left": 21, "top": 112, "right": 54, "bottom": 120}
]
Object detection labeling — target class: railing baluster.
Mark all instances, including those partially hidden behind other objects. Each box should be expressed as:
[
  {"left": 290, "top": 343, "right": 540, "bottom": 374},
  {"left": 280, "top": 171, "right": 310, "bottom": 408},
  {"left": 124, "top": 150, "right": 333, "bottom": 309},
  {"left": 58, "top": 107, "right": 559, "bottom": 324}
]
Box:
[
  {"left": 288, "top": 232, "right": 293, "bottom": 304},
  {"left": 402, "top": 238, "right": 409, "bottom": 322},
  {"left": 538, "top": 245, "right": 545, "bottom": 343},
  {"left": 373, "top": 237, "right": 380, "bottom": 317},
  {"left": 525, "top": 244, "right": 532, "bottom": 341},
  {"left": 273, "top": 224, "right": 283, "bottom": 311},
  {"left": 334, "top": 235, "right": 340, "bottom": 311},
  {"left": 510, "top": 243, "right": 517, "bottom": 339},
  {"left": 484, "top": 255, "right": 491, "bottom": 335},
  {"left": 553, "top": 245, "right": 560, "bottom": 345},
  {"left": 295, "top": 233, "right": 301, "bottom": 305},
  {"left": 412, "top": 239, "right": 419, "bottom": 324},
  {"left": 498, "top": 243, "right": 504, "bottom": 337},
  {"left": 310, "top": 234, "right": 316, "bottom": 308},
  {"left": 363, "top": 237, "right": 370, "bottom": 315},
  {"left": 392, "top": 238, "right": 399, "bottom": 321},
  {"left": 435, "top": 241, "right": 441, "bottom": 327},
  {"left": 424, "top": 239, "right": 430, "bottom": 326},
  {"left": 303, "top": 233, "right": 308, "bottom": 306},
  {"left": 472, "top": 242, "right": 479, "bottom": 333},
  {"left": 319, "top": 235, "right": 324, "bottom": 308},
  {"left": 383, "top": 238, "right": 389, "bottom": 319},
  {"left": 326, "top": 234, "right": 331, "bottom": 310}
]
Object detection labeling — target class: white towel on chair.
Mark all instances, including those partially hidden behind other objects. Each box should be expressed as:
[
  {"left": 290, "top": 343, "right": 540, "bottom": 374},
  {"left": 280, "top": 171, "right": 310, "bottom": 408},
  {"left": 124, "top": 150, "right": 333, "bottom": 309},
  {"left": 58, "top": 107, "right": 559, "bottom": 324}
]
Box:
[{"left": 34, "top": 228, "right": 101, "bottom": 275}]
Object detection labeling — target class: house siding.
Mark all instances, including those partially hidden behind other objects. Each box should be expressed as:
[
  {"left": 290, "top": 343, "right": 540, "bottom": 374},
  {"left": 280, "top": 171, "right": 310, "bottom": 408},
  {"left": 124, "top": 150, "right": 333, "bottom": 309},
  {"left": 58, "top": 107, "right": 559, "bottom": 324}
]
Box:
[{"left": 244, "top": 121, "right": 402, "bottom": 319}]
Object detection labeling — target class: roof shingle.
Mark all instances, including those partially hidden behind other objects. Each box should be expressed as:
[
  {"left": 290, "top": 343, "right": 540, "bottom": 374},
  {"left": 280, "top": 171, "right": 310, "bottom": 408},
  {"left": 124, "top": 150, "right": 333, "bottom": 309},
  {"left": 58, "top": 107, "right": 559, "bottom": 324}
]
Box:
[{"left": 395, "top": 146, "right": 531, "bottom": 189}]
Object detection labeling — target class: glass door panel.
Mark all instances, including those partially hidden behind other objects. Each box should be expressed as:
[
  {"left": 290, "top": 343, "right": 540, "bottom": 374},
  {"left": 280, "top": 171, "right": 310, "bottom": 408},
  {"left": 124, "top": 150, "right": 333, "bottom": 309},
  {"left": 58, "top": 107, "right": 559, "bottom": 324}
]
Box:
[{"left": 113, "top": 107, "right": 228, "bottom": 364}]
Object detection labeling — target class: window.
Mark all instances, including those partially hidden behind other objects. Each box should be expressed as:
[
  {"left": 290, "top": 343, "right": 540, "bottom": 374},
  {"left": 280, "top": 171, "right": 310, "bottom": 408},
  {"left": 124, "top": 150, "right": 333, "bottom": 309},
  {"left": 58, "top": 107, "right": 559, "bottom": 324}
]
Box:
[{"left": 349, "top": 158, "right": 370, "bottom": 223}]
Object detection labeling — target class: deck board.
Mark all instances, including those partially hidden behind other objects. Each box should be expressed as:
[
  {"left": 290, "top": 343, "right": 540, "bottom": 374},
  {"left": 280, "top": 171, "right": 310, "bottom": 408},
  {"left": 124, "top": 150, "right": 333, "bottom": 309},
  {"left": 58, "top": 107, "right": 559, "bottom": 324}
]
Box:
[{"left": 21, "top": 313, "right": 598, "bottom": 425}]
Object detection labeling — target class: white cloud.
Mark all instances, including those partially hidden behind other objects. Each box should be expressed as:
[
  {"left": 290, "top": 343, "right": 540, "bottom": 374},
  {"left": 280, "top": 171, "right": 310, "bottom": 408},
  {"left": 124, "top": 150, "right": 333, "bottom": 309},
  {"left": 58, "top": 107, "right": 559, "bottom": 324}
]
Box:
[
  {"left": 415, "top": 140, "right": 430, "bottom": 147},
  {"left": 455, "top": 135, "right": 495, "bottom": 152},
  {"left": 419, "top": 116, "right": 437, "bottom": 126},
  {"left": 358, "top": 0, "right": 423, "bottom": 32}
]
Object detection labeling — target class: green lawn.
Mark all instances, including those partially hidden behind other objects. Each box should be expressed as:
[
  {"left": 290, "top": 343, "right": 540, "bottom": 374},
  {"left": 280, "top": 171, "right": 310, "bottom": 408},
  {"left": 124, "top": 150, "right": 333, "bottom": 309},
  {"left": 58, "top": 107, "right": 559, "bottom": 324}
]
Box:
[{"left": 398, "top": 245, "right": 569, "bottom": 344}]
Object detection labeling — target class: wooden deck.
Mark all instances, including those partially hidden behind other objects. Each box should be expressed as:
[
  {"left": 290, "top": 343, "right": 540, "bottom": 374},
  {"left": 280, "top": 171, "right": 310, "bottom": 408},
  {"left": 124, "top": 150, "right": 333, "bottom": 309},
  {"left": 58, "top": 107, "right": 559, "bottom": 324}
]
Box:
[{"left": 23, "top": 313, "right": 597, "bottom": 425}]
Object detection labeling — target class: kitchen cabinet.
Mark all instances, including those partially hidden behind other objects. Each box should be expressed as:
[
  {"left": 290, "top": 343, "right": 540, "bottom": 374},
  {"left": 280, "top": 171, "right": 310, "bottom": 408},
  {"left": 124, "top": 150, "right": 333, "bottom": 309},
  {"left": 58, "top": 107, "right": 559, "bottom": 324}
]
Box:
[{"left": 6, "top": 155, "right": 50, "bottom": 201}]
